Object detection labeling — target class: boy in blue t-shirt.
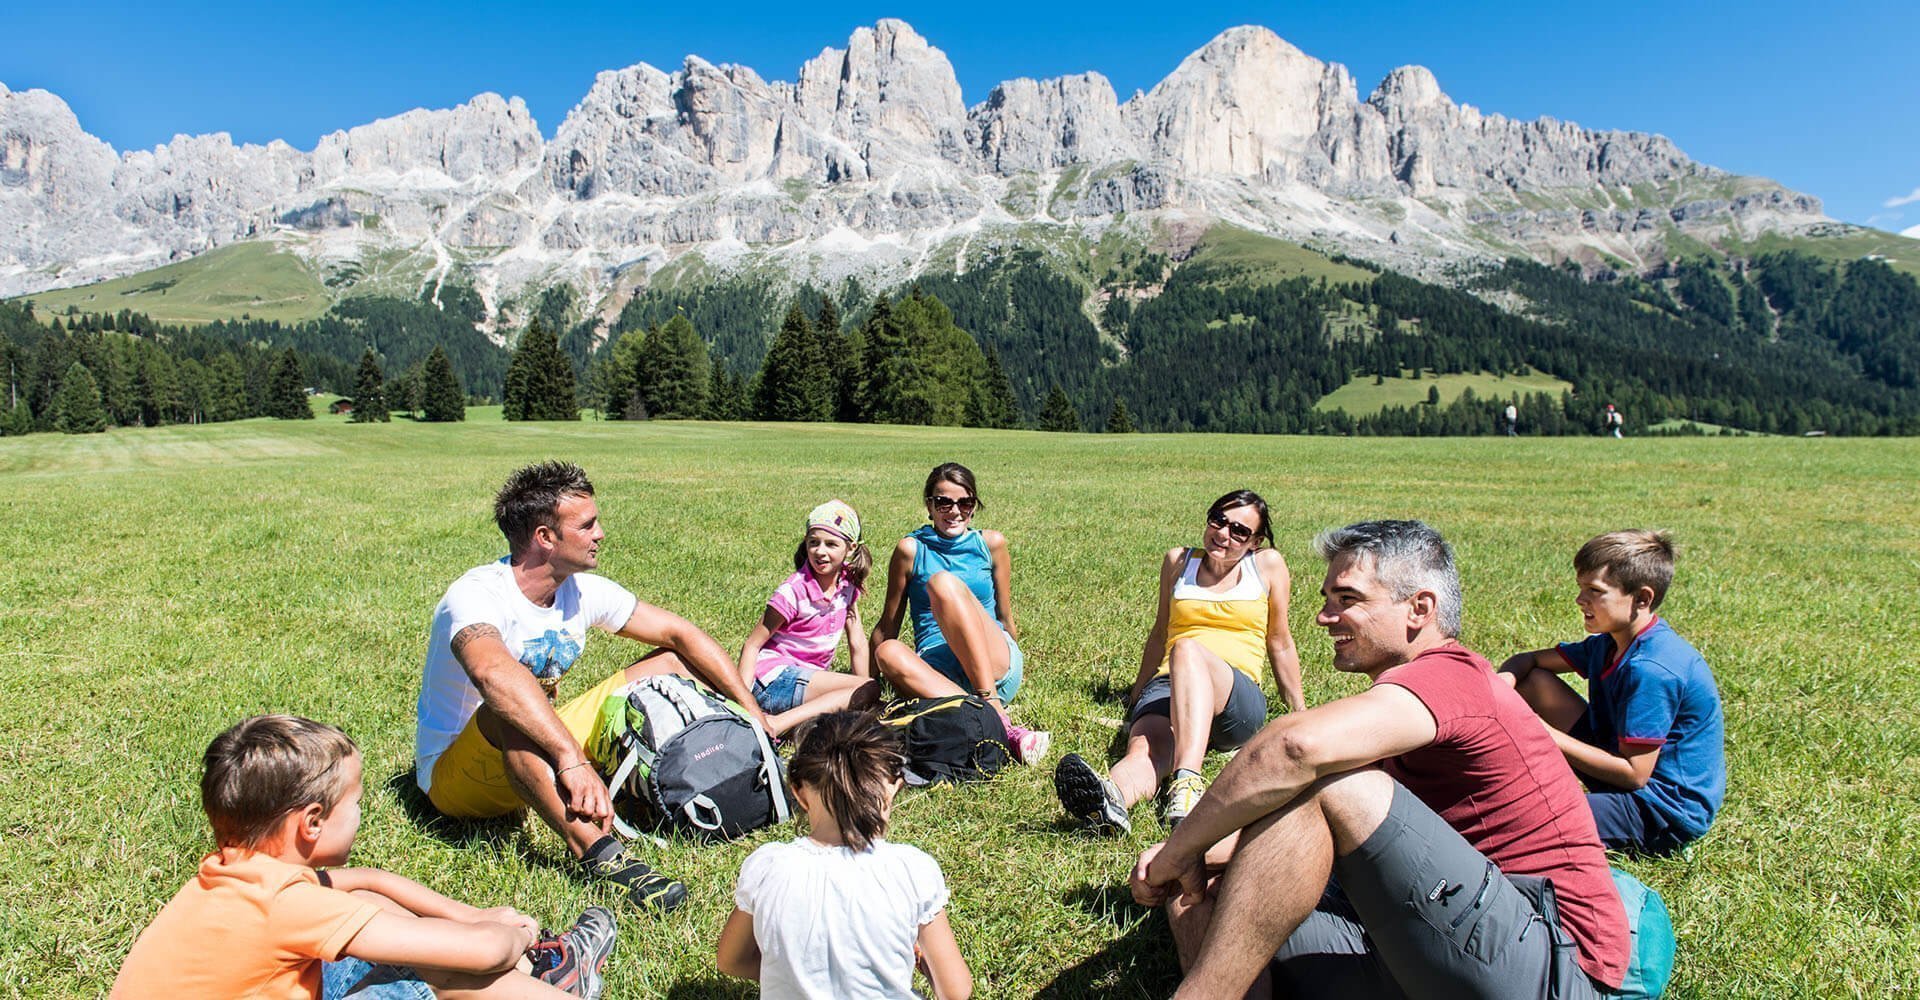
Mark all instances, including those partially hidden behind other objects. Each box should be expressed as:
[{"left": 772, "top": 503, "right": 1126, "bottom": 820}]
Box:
[{"left": 1499, "top": 529, "right": 1726, "bottom": 854}]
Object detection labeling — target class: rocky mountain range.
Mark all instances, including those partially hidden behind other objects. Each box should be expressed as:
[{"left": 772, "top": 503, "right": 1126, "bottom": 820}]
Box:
[{"left": 0, "top": 20, "right": 1833, "bottom": 316}]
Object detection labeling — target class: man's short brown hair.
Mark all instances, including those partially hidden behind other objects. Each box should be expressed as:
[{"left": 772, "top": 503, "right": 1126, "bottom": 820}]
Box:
[
  {"left": 201, "top": 716, "right": 359, "bottom": 848},
  {"left": 1574, "top": 529, "right": 1676, "bottom": 611},
  {"left": 495, "top": 461, "right": 594, "bottom": 553}
]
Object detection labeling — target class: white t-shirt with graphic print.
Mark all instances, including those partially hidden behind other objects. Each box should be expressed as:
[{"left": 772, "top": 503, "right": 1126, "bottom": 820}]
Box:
[{"left": 413, "top": 558, "right": 638, "bottom": 792}]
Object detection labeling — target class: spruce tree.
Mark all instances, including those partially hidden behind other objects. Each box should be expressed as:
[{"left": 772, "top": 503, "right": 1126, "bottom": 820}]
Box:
[
  {"left": 350, "top": 348, "right": 389, "bottom": 422},
  {"left": 634, "top": 314, "right": 710, "bottom": 419},
  {"left": 1105, "top": 398, "right": 1136, "bottom": 433},
  {"left": 755, "top": 304, "right": 830, "bottom": 421},
  {"left": 420, "top": 346, "right": 466, "bottom": 422},
  {"left": 503, "top": 319, "right": 578, "bottom": 421},
  {"left": 815, "top": 293, "right": 840, "bottom": 337},
  {"left": 52, "top": 362, "right": 108, "bottom": 433},
  {"left": 265, "top": 349, "right": 313, "bottom": 419},
  {"left": 1039, "top": 383, "right": 1080, "bottom": 432},
  {"left": 706, "top": 363, "right": 749, "bottom": 420},
  {"left": 1, "top": 398, "right": 32, "bottom": 436},
  {"left": 967, "top": 347, "right": 1019, "bottom": 429}
]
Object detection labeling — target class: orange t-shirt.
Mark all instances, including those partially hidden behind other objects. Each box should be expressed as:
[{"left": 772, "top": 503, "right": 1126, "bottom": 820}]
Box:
[{"left": 111, "top": 851, "right": 380, "bottom": 999}]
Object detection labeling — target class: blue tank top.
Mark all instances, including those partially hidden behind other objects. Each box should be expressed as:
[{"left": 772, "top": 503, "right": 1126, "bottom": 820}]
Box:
[{"left": 906, "top": 525, "right": 996, "bottom": 651}]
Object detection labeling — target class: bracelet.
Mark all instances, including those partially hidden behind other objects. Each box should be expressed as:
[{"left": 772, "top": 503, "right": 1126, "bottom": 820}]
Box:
[{"left": 556, "top": 760, "right": 592, "bottom": 777}]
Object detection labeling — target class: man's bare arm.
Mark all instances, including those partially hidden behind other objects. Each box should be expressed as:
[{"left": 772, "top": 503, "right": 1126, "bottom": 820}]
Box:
[{"left": 452, "top": 624, "right": 586, "bottom": 769}]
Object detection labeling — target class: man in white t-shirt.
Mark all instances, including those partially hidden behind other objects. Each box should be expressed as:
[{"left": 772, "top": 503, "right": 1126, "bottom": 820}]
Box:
[{"left": 414, "top": 461, "right": 767, "bottom": 911}]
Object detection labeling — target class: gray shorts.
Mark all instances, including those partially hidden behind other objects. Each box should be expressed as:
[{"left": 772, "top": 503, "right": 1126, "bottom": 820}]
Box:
[
  {"left": 1269, "top": 781, "right": 1600, "bottom": 1000},
  {"left": 1130, "top": 669, "right": 1267, "bottom": 751}
]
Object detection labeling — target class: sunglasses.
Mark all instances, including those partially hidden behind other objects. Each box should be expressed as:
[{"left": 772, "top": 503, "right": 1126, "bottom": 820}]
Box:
[
  {"left": 1207, "top": 511, "right": 1256, "bottom": 544},
  {"left": 926, "top": 495, "right": 979, "bottom": 515}
]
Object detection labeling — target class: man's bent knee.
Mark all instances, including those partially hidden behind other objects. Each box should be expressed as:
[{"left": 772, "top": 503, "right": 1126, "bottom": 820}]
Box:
[
  {"left": 1312, "top": 768, "right": 1396, "bottom": 856},
  {"left": 625, "top": 649, "right": 688, "bottom": 681}
]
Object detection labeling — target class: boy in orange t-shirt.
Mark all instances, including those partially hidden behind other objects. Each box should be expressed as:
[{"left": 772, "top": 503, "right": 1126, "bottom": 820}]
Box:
[{"left": 113, "top": 716, "right": 617, "bottom": 999}]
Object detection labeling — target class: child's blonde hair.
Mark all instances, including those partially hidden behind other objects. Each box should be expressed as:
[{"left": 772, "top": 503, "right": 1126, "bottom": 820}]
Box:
[
  {"left": 201, "top": 715, "right": 359, "bottom": 848},
  {"left": 1575, "top": 529, "right": 1676, "bottom": 611},
  {"left": 786, "top": 711, "right": 903, "bottom": 851}
]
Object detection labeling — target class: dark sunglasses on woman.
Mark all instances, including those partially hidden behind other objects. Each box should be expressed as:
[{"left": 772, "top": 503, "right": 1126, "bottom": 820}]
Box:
[
  {"left": 926, "top": 495, "right": 979, "bottom": 514},
  {"left": 1207, "top": 511, "right": 1254, "bottom": 543}
]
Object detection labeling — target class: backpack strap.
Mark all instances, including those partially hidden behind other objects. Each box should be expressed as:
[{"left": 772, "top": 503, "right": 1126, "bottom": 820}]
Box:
[
  {"left": 681, "top": 794, "right": 724, "bottom": 832},
  {"left": 746, "top": 713, "right": 791, "bottom": 824},
  {"left": 606, "top": 741, "right": 655, "bottom": 840}
]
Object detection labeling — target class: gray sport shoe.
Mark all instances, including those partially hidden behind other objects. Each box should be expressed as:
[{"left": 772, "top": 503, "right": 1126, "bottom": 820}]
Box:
[
  {"left": 1054, "top": 752, "right": 1131, "bottom": 835},
  {"left": 1165, "top": 771, "right": 1208, "bottom": 829},
  {"left": 531, "top": 906, "right": 617, "bottom": 999}
]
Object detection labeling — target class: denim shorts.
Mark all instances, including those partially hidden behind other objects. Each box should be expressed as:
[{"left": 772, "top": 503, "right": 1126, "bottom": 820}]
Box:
[
  {"left": 322, "top": 957, "right": 433, "bottom": 999},
  {"left": 1130, "top": 669, "right": 1268, "bottom": 751},
  {"left": 919, "top": 627, "right": 1023, "bottom": 703},
  {"left": 753, "top": 665, "right": 815, "bottom": 714}
]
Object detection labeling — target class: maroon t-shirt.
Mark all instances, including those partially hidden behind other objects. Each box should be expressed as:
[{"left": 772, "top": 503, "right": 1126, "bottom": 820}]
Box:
[{"left": 1378, "top": 643, "right": 1629, "bottom": 987}]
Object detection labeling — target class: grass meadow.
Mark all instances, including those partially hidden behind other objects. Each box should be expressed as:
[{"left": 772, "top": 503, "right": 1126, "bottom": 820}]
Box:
[{"left": 1, "top": 419, "right": 1915, "bottom": 998}]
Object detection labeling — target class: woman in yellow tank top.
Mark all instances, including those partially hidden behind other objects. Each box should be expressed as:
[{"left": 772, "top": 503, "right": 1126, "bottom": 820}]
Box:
[{"left": 1054, "top": 490, "right": 1303, "bottom": 834}]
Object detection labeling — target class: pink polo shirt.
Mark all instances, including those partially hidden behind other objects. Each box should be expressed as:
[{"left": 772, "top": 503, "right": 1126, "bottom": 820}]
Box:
[{"left": 754, "top": 570, "right": 858, "bottom": 682}]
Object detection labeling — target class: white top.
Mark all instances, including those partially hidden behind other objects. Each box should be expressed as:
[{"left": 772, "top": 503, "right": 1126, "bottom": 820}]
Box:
[
  {"left": 413, "top": 558, "right": 638, "bottom": 791},
  {"left": 1172, "top": 550, "right": 1266, "bottom": 602},
  {"left": 734, "top": 837, "right": 950, "bottom": 1000}
]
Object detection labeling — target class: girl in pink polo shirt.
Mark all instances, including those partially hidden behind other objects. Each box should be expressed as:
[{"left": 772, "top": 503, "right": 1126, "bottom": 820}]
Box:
[{"left": 738, "top": 501, "right": 880, "bottom": 737}]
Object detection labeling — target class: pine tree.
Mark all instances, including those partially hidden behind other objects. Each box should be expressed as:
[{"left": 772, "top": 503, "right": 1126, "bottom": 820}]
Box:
[
  {"left": 350, "top": 348, "right": 389, "bottom": 422},
  {"left": 0, "top": 397, "right": 31, "bottom": 436},
  {"left": 967, "top": 347, "right": 1019, "bottom": 428},
  {"left": 755, "top": 304, "right": 831, "bottom": 421},
  {"left": 265, "top": 349, "right": 313, "bottom": 419},
  {"left": 815, "top": 293, "right": 840, "bottom": 337},
  {"left": 503, "top": 319, "right": 578, "bottom": 421},
  {"left": 1105, "top": 398, "right": 1136, "bottom": 433},
  {"left": 835, "top": 325, "right": 868, "bottom": 423},
  {"left": 1039, "top": 383, "right": 1079, "bottom": 432},
  {"left": 51, "top": 362, "right": 108, "bottom": 433},
  {"left": 420, "top": 346, "right": 466, "bottom": 422},
  {"left": 207, "top": 353, "right": 248, "bottom": 422},
  {"left": 706, "top": 362, "right": 750, "bottom": 420},
  {"left": 634, "top": 314, "right": 710, "bottom": 419}
]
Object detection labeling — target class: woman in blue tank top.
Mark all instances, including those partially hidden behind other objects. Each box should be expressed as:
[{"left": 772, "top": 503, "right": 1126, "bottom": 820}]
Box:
[{"left": 871, "top": 462, "right": 1050, "bottom": 764}]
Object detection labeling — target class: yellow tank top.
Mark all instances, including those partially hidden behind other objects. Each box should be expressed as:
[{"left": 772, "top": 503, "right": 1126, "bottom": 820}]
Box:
[{"left": 1158, "top": 550, "right": 1269, "bottom": 682}]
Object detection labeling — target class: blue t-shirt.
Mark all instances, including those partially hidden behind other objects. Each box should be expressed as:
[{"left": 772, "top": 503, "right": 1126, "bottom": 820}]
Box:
[
  {"left": 1559, "top": 618, "right": 1726, "bottom": 839},
  {"left": 905, "top": 526, "right": 996, "bottom": 652}
]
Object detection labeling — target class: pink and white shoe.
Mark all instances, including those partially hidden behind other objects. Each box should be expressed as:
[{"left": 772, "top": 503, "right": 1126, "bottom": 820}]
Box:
[{"left": 1006, "top": 725, "right": 1052, "bottom": 765}]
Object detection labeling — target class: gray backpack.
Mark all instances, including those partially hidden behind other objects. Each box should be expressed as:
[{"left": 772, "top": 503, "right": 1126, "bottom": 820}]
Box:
[{"left": 589, "top": 675, "right": 790, "bottom": 841}]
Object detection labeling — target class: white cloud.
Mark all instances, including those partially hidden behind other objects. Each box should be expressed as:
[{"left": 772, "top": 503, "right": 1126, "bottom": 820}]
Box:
[
  {"left": 1887, "top": 187, "right": 1920, "bottom": 208},
  {"left": 1905, "top": 223, "right": 1920, "bottom": 239}
]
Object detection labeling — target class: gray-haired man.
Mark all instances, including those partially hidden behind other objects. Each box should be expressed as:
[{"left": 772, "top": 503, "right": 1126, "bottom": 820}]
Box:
[{"left": 1132, "top": 520, "right": 1629, "bottom": 999}]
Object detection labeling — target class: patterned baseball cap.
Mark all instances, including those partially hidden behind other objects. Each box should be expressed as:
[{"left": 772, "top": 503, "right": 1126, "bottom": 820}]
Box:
[{"left": 807, "top": 499, "right": 862, "bottom": 543}]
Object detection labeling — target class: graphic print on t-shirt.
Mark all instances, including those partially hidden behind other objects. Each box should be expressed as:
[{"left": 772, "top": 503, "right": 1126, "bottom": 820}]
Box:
[{"left": 521, "top": 629, "right": 583, "bottom": 689}]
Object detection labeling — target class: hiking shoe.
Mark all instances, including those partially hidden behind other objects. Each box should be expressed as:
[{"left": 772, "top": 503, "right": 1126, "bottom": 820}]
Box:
[
  {"left": 1007, "top": 725, "right": 1052, "bottom": 765},
  {"left": 1054, "top": 753, "right": 1131, "bottom": 835},
  {"left": 582, "top": 837, "right": 687, "bottom": 912},
  {"left": 530, "top": 906, "right": 617, "bottom": 999},
  {"left": 1165, "top": 772, "right": 1208, "bottom": 828}
]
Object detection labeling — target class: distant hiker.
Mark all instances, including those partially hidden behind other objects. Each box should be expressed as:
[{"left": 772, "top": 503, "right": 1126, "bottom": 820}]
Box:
[
  {"left": 413, "top": 461, "right": 766, "bottom": 911},
  {"left": 718, "top": 711, "right": 973, "bottom": 1000},
  {"left": 1055, "top": 490, "right": 1302, "bottom": 835},
  {"left": 739, "top": 500, "right": 881, "bottom": 738},
  {"left": 1505, "top": 402, "right": 1519, "bottom": 436},
  {"left": 1499, "top": 530, "right": 1726, "bottom": 855},
  {"left": 1131, "top": 520, "right": 1628, "bottom": 999},
  {"left": 115, "top": 715, "right": 616, "bottom": 999},
  {"left": 1606, "top": 403, "right": 1624, "bottom": 438},
  {"left": 871, "top": 462, "right": 1050, "bottom": 764}
]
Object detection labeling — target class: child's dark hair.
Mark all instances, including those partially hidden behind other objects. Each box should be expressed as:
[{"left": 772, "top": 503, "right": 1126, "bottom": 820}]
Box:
[
  {"left": 794, "top": 537, "right": 873, "bottom": 592},
  {"left": 786, "top": 711, "right": 905, "bottom": 851},
  {"left": 1207, "top": 489, "right": 1275, "bottom": 549},
  {"left": 202, "top": 715, "right": 359, "bottom": 848},
  {"left": 923, "top": 462, "right": 983, "bottom": 510},
  {"left": 1575, "top": 529, "right": 1676, "bottom": 610}
]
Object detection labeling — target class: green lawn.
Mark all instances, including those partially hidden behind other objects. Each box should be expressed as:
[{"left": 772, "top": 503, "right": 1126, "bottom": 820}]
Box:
[
  {"left": 16, "top": 241, "right": 333, "bottom": 325},
  {"left": 1315, "top": 368, "right": 1574, "bottom": 414},
  {"left": 2, "top": 420, "right": 1914, "bottom": 997}
]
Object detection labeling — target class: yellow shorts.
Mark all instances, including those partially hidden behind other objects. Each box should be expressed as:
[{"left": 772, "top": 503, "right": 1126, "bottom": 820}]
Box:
[{"left": 426, "top": 668, "right": 635, "bottom": 819}]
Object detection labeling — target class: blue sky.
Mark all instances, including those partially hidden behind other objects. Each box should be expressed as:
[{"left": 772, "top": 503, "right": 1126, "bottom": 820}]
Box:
[{"left": 6, "top": 1, "right": 1916, "bottom": 231}]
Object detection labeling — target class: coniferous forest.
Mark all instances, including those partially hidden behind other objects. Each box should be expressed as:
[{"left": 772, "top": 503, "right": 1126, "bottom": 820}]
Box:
[{"left": 4, "top": 248, "right": 1916, "bottom": 436}]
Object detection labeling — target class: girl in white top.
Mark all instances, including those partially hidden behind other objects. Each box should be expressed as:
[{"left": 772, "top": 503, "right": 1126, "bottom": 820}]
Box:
[{"left": 717, "top": 711, "right": 972, "bottom": 1000}]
